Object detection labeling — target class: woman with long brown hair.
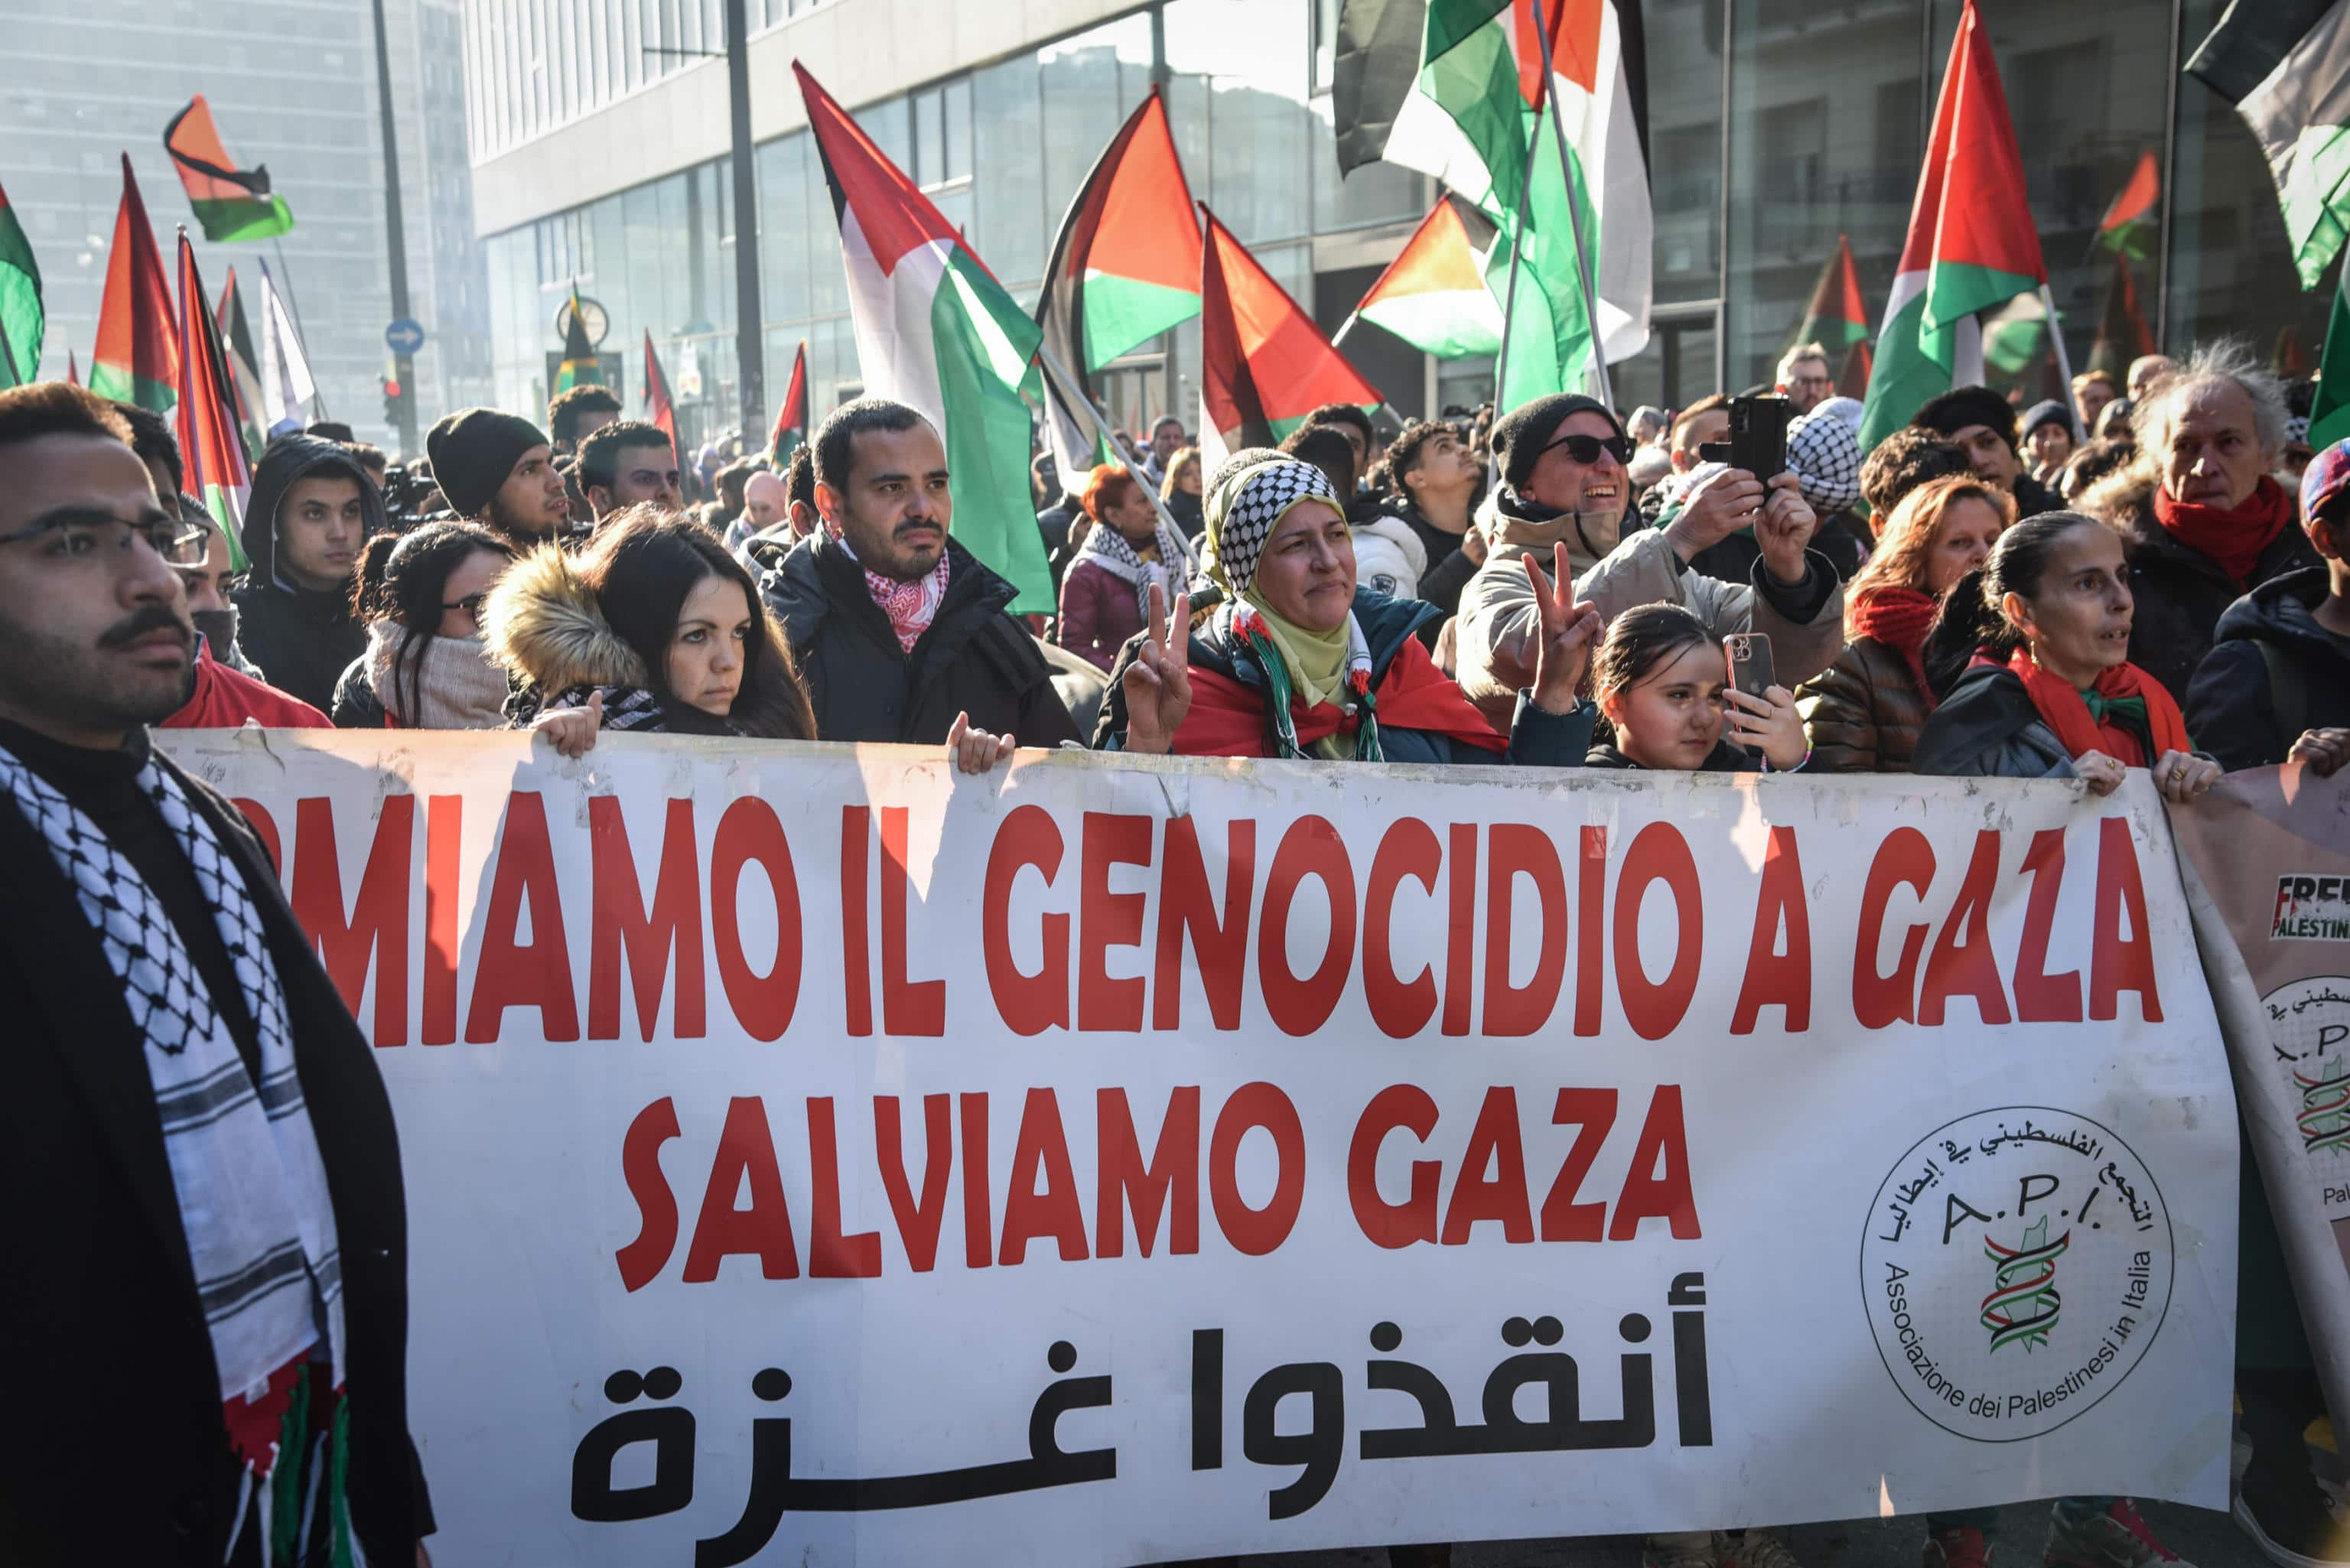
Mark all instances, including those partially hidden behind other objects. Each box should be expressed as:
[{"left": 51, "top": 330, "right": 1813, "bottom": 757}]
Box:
[{"left": 1797, "top": 474, "right": 2014, "bottom": 772}]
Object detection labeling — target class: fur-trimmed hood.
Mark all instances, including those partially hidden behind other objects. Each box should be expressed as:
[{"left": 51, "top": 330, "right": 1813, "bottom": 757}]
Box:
[
  {"left": 2075, "top": 457, "right": 2160, "bottom": 541},
  {"left": 480, "top": 545, "right": 648, "bottom": 693}
]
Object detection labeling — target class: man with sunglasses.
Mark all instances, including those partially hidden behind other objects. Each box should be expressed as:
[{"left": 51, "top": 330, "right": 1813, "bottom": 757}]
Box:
[
  {"left": 0, "top": 382, "right": 436, "bottom": 1565},
  {"left": 1457, "top": 392, "right": 1847, "bottom": 731}
]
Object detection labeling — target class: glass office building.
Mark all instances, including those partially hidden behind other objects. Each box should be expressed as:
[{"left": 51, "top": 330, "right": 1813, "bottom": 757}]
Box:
[{"left": 469, "top": 0, "right": 2327, "bottom": 456}]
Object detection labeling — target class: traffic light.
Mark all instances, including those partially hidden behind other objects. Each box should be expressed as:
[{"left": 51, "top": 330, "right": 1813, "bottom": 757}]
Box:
[{"left": 382, "top": 376, "right": 403, "bottom": 427}]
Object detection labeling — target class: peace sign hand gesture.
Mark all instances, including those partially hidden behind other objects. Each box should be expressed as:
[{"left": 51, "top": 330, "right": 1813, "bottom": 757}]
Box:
[
  {"left": 1121, "top": 583, "right": 1193, "bottom": 755},
  {"left": 1524, "top": 542, "right": 1602, "bottom": 715}
]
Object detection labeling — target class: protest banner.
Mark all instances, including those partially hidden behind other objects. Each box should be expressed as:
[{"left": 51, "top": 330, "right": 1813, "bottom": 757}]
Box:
[
  {"left": 156, "top": 730, "right": 2238, "bottom": 1566},
  {"left": 2168, "top": 766, "right": 2350, "bottom": 1434}
]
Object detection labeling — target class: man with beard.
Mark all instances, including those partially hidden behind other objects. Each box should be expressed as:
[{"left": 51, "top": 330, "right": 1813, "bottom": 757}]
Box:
[
  {"left": 0, "top": 382, "right": 433, "bottom": 1565},
  {"left": 232, "top": 435, "right": 380, "bottom": 713},
  {"left": 759, "top": 398, "right": 1081, "bottom": 747},
  {"left": 577, "top": 419, "right": 686, "bottom": 520},
  {"left": 1454, "top": 392, "right": 1847, "bottom": 731},
  {"left": 427, "top": 407, "right": 574, "bottom": 551}
]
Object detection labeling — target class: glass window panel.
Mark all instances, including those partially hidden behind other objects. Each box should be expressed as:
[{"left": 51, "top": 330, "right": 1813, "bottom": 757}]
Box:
[
  {"left": 915, "top": 89, "right": 943, "bottom": 187},
  {"left": 1164, "top": 0, "right": 1310, "bottom": 246},
  {"left": 1040, "top": 13, "right": 1155, "bottom": 252},
  {"left": 806, "top": 125, "right": 845, "bottom": 320},
  {"left": 760, "top": 132, "right": 812, "bottom": 323},
  {"left": 972, "top": 54, "right": 1046, "bottom": 287},
  {"left": 1312, "top": 104, "right": 1418, "bottom": 233},
  {"left": 944, "top": 77, "right": 973, "bottom": 183}
]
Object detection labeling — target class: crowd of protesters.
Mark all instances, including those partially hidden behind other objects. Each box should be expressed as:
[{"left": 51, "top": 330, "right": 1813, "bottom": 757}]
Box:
[{"left": 4, "top": 323, "right": 2348, "bottom": 1568}]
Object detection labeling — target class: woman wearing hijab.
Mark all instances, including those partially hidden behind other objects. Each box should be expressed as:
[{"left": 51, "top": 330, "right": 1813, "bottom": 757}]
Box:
[{"left": 1094, "top": 451, "right": 1597, "bottom": 763}]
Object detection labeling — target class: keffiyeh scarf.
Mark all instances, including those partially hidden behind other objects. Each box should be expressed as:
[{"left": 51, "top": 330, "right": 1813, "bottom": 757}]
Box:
[
  {"left": 0, "top": 743, "right": 359, "bottom": 1563},
  {"left": 1072, "top": 516, "right": 1182, "bottom": 620}
]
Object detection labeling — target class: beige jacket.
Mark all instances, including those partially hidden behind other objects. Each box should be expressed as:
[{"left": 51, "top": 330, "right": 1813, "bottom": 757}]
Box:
[{"left": 1456, "top": 490, "right": 1847, "bottom": 730}]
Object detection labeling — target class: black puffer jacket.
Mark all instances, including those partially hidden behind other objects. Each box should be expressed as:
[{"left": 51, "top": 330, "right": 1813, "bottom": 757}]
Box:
[
  {"left": 233, "top": 437, "right": 382, "bottom": 713},
  {"left": 2185, "top": 568, "right": 2350, "bottom": 771},
  {"left": 760, "top": 533, "right": 1082, "bottom": 747},
  {"left": 2080, "top": 463, "right": 2320, "bottom": 704}
]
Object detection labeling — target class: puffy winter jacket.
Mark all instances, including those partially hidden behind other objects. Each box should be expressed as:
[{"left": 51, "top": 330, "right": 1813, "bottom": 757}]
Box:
[
  {"left": 2184, "top": 567, "right": 2350, "bottom": 771},
  {"left": 1057, "top": 555, "right": 1148, "bottom": 672},
  {"left": 1911, "top": 664, "right": 2081, "bottom": 780},
  {"left": 1350, "top": 509, "right": 1429, "bottom": 601},
  {"left": 1795, "top": 635, "right": 1930, "bottom": 773}
]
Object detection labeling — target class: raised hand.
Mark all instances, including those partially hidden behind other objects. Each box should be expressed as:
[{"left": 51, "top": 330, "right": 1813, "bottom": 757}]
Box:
[
  {"left": 946, "top": 710, "right": 1016, "bottom": 775},
  {"left": 1753, "top": 471, "right": 1820, "bottom": 587},
  {"left": 1524, "top": 542, "right": 1602, "bottom": 715},
  {"left": 1120, "top": 584, "right": 1193, "bottom": 755},
  {"left": 1724, "top": 683, "right": 1807, "bottom": 770}
]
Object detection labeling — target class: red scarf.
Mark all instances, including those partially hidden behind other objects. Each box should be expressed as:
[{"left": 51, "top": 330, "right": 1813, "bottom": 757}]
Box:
[
  {"left": 2151, "top": 474, "right": 2293, "bottom": 588},
  {"left": 1173, "top": 633, "right": 1507, "bottom": 757},
  {"left": 1849, "top": 586, "right": 1941, "bottom": 701},
  {"left": 2000, "top": 647, "right": 2190, "bottom": 767}
]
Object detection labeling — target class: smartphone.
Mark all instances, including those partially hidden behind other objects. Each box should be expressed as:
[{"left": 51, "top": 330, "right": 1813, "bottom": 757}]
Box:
[
  {"left": 1695, "top": 394, "right": 1794, "bottom": 479},
  {"left": 1724, "top": 633, "right": 1776, "bottom": 700}
]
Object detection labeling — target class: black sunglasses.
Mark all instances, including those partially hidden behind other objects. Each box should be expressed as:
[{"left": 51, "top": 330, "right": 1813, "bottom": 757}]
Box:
[{"left": 1537, "top": 431, "right": 1634, "bottom": 467}]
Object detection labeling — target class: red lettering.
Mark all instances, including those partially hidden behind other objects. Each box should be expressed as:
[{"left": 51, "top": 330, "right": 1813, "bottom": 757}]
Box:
[
  {"left": 710, "top": 798, "right": 802, "bottom": 1041},
  {"left": 985, "top": 805, "right": 1067, "bottom": 1036},
  {"left": 1854, "top": 828, "right": 1935, "bottom": 1029},
  {"left": 2091, "top": 815, "right": 2162, "bottom": 1022},
  {"left": 614, "top": 1096, "right": 681, "bottom": 1291},
  {"left": 960, "top": 1091, "right": 992, "bottom": 1269},
  {"left": 807, "top": 1098, "right": 881, "bottom": 1277},
  {"left": 1443, "top": 822, "right": 1476, "bottom": 1036},
  {"left": 1079, "top": 812, "right": 1152, "bottom": 1031},
  {"left": 423, "top": 795, "right": 461, "bottom": 1045},
  {"left": 588, "top": 796, "right": 704, "bottom": 1042},
  {"left": 841, "top": 805, "right": 872, "bottom": 1036},
  {"left": 880, "top": 805, "right": 944, "bottom": 1035},
  {"left": 1609, "top": 1086, "right": 1701, "bottom": 1240},
  {"left": 1347, "top": 1084, "right": 1440, "bottom": 1248},
  {"left": 1539, "top": 1088, "right": 1617, "bottom": 1242},
  {"left": 1483, "top": 825, "right": 1566, "bottom": 1036},
  {"left": 1095, "top": 1086, "right": 1200, "bottom": 1258},
  {"left": 1363, "top": 820, "right": 1441, "bottom": 1039},
  {"left": 1259, "top": 816, "right": 1356, "bottom": 1036},
  {"left": 1209, "top": 1082, "right": 1305, "bottom": 1256},
  {"left": 1614, "top": 824, "right": 1701, "bottom": 1040},
  {"left": 1000, "top": 1088, "right": 1088, "bottom": 1264},
  {"left": 1575, "top": 826, "right": 1606, "bottom": 1036},
  {"left": 2014, "top": 829, "right": 2082, "bottom": 1022},
  {"left": 1154, "top": 817, "right": 1255, "bottom": 1031},
  {"left": 1730, "top": 825, "right": 1811, "bottom": 1033},
  {"left": 292, "top": 795, "right": 413, "bottom": 1046},
  {"left": 682, "top": 1097, "right": 799, "bottom": 1280},
  {"left": 1919, "top": 830, "right": 2013, "bottom": 1026},
  {"left": 464, "top": 792, "right": 578, "bottom": 1043},
  {"left": 1441, "top": 1087, "right": 1533, "bottom": 1244},
  {"left": 874, "top": 1094, "right": 952, "bottom": 1272}
]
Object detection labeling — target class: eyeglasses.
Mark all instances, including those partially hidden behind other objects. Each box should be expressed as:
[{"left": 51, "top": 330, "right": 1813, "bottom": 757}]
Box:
[
  {"left": 1536, "top": 431, "right": 1634, "bottom": 467},
  {"left": 0, "top": 509, "right": 213, "bottom": 565},
  {"left": 442, "top": 592, "right": 490, "bottom": 616}
]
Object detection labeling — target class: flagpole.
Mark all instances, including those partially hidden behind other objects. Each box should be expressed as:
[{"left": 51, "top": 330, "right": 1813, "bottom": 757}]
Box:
[
  {"left": 1528, "top": 0, "right": 1614, "bottom": 410},
  {"left": 2039, "top": 283, "right": 2084, "bottom": 438},
  {"left": 1037, "top": 342, "right": 1200, "bottom": 572}
]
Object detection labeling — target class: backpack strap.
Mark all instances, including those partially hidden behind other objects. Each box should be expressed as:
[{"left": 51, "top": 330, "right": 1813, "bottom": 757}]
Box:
[{"left": 2255, "top": 637, "right": 2311, "bottom": 756}]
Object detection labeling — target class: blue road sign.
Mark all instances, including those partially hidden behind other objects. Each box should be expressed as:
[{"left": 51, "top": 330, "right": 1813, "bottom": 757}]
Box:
[{"left": 385, "top": 317, "right": 427, "bottom": 356}]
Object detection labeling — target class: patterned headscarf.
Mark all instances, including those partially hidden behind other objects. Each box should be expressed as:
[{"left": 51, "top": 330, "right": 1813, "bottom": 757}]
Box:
[
  {"left": 1787, "top": 406, "right": 1863, "bottom": 514},
  {"left": 1202, "top": 455, "right": 1343, "bottom": 597},
  {"left": 2300, "top": 437, "right": 2350, "bottom": 527}
]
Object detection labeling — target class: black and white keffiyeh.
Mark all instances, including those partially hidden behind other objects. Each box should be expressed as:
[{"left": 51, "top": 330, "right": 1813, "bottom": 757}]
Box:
[
  {"left": 1072, "top": 513, "right": 1184, "bottom": 620},
  {"left": 1787, "top": 406, "right": 1863, "bottom": 514},
  {"left": 1203, "top": 457, "right": 1341, "bottom": 595},
  {"left": 0, "top": 745, "right": 345, "bottom": 1434}
]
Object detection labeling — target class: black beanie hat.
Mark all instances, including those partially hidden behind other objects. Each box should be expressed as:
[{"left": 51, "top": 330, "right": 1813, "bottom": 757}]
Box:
[
  {"left": 1489, "top": 394, "right": 1623, "bottom": 491},
  {"left": 426, "top": 408, "right": 548, "bottom": 518},
  {"left": 1911, "top": 385, "right": 2018, "bottom": 452}
]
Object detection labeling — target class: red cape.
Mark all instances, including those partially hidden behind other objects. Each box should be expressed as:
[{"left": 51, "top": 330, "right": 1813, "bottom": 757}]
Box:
[
  {"left": 160, "top": 639, "right": 330, "bottom": 730},
  {"left": 1173, "top": 631, "right": 1505, "bottom": 757}
]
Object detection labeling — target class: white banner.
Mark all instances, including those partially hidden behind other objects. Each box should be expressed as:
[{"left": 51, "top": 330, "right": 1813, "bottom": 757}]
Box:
[{"left": 158, "top": 730, "right": 2238, "bottom": 1567}]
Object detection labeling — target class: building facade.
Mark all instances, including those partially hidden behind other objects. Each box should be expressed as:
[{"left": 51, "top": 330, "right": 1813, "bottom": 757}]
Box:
[
  {"left": 464, "top": 0, "right": 2328, "bottom": 455},
  {"left": 4, "top": 0, "right": 490, "bottom": 456}
]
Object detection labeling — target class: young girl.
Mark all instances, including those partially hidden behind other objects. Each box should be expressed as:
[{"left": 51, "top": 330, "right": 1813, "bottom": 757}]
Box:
[
  {"left": 1585, "top": 602, "right": 1808, "bottom": 773},
  {"left": 334, "top": 521, "right": 515, "bottom": 729}
]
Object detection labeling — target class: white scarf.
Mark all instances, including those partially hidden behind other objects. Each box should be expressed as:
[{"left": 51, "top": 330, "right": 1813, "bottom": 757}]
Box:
[
  {"left": 1073, "top": 516, "right": 1181, "bottom": 620},
  {"left": 366, "top": 621, "right": 511, "bottom": 729}
]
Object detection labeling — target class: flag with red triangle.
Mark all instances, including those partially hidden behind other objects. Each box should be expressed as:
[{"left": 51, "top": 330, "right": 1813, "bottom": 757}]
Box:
[
  {"left": 641, "top": 330, "right": 677, "bottom": 460},
  {"left": 164, "top": 96, "right": 294, "bottom": 242},
  {"left": 1337, "top": 193, "right": 1502, "bottom": 359},
  {"left": 768, "top": 340, "right": 807, "bottom": 469},
  {"left": 2097, "top": 148, "right": 2160, "bottom": 257},
  {"left": 1198, "top": 204, "right": 1382, "bottom": 467},
  {"left": 1857, "top": 1, "right": 2046, "bottom": 454},
  {"left": 172, "top": 232, "right": 253, "bottom": 567},
  {"left": 91, "top": 155, "right": 181, "bottom": 413},
  {"left": 1793, "top": 233, "right": 1870, "bottom": 356},
  {"left": 1037, "top": 87, "right": 1203, "bottom": 491},
  {"left": 796, "top": 61, "right": 1051, "bottom": 612}
]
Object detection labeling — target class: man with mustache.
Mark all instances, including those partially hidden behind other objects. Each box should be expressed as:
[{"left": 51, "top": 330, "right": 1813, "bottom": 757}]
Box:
[
  {"left": 760, "top": 397, "right": 1082, "bottom": 749},
  {"left": 232, "top": 434, "right": 383, "bottom": 713},
  {"left": 0, "top": 382, "right": 435, "bottom": 1564}
]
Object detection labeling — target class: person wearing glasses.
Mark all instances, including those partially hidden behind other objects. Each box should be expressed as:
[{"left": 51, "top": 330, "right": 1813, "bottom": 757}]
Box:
[
  {"left": 1455, "top": 392, "right": 1847, "bottom": 733},
  {"left": 0, "top": 382, "right": 438, "bottom": 1565},
  {"left": 1775, "top": 341, "right": 1837, "bottom": 416},
  {"left": 330, "top": 521, "right": 517, "bottom": 729},
  {"left": 232, "top": 432, "right": 386, "bottom": 713}
]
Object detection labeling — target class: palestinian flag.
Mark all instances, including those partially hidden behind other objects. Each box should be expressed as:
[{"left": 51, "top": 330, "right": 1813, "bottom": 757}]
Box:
[
  {"left": 0, "top": 181, "right": 41, "bottom": 388},
  {"left": 1334, "top": 0, "right": 1652, "bottom": 401},
  {"left": 554, "top": 284, "right": 602, "bottom": 394},
  {"left": 164, "top": 96, "right": 293, "bottom": 243},
  {"left": 172, "top": 233, "right": 252, "bottom": 565},
  {"left": 2087, "top": 252, "right": 2156, "bottom": 379},
  {"left": 2096, "top": 148, "right": 2161, "bottom": 257},
  {"left": 767, "top": 340, "right": 807, "bottom": 468},
  {"left": 1337, "top": 193, "right": 1502, "bottom": 358},
  {"left": 1793, "top": 233, "right": 1869, "bottom": 357},
  {"left": 256, "top": 262, "right": 314, "bottom": 434},
  {"left": 90, "top": 155, "right": 180, "bottom": 413},
  {"left": 1037, "top": 87, "right": 1202, "bottom": 491},
  {"left": 1198, "top": 205, "right": 1382, "bottom": 466},
  {"left": 215, "top": 267, "right": 266, "bottom": 457},
  {"left": 1857, "top": 1, "right": 2045, "bottom": 454},
  {"left": 2307, "top": 262, "right": 2350, "bottom": 449},
  {"left": 66, "top": 351, "right": 77, "bottom": 385},
  {"left": 796, "top": 62, "right": 1053, "bottom": 613},
  {"left": 1981, "top": 289, "right": 2053, "bottom": 382},
  {"left": 641, "top": 330, "right": 677, "bottom": 459},
  {"left": 2188, "top": 1, "right": 2350, "bottom": 288}
]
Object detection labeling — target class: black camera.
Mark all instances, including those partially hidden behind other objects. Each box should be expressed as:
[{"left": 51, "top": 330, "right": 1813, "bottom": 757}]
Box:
[{"left": 1696, "top": 394, "right": 1794, "bottom": 480}]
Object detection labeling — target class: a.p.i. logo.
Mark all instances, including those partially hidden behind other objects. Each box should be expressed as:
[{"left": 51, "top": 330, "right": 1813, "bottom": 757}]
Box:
[{"left": 1860, "top": 1108, "right": 2172, "bottom": 1443}]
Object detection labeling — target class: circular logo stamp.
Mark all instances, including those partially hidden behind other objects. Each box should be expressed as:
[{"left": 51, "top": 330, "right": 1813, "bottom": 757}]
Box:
[
  {"left": 1859, "top": 1107, "right": 2173, "bottom": 1443},
  {"left": 2262, "top": 978, "right": 2350, "bottom": 1162}
]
